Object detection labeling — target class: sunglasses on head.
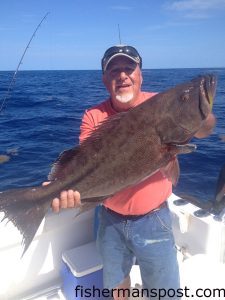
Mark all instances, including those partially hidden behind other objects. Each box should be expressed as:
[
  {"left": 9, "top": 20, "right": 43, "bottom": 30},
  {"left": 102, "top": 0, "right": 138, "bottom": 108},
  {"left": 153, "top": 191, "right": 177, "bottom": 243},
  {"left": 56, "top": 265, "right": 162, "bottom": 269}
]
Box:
[{"left": 101, "top": 46, "right": 142, "bottom": 72}]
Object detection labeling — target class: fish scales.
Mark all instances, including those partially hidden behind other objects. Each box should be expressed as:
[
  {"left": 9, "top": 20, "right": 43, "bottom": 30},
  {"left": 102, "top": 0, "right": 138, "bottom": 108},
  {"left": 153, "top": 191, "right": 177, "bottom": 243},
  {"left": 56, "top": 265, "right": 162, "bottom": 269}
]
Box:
[{"left": 0, "top": 74, "right": 217, "bottom": 255}]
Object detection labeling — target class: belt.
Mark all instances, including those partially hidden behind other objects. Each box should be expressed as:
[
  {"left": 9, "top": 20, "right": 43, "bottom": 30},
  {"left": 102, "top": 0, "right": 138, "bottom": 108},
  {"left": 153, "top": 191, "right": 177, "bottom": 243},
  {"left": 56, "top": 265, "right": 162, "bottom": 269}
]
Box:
[{"left": 105, "top": 201, "right": 167, "bottom": 220}]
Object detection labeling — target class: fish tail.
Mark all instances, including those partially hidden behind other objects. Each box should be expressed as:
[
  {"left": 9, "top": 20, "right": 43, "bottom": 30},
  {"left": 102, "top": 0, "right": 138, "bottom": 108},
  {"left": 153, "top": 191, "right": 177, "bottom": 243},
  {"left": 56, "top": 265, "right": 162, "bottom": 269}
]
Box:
[{"left": 0, "top": 186, "right": 51, "bottom": 256}]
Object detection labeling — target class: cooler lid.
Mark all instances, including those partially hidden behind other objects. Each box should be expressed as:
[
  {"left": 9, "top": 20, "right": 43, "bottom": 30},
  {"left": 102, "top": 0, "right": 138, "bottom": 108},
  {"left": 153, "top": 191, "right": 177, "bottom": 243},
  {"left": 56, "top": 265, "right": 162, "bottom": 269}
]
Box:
[{"left": 62, "top": 241, "right": 103, "bottom": 277}]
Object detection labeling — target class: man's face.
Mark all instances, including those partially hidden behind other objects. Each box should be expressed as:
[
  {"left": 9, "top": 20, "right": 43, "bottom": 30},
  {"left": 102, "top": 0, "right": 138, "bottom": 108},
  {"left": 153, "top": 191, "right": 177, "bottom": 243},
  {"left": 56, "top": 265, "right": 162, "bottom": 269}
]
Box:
[{"left": 102, "top": 56, "right": 143, "bottom": 110}]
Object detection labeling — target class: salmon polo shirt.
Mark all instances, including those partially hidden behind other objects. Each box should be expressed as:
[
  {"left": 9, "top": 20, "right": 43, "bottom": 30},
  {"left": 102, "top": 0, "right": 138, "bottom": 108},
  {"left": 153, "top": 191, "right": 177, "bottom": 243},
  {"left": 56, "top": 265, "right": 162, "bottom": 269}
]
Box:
[{"left": 79, "top": 91, "right": 172, "bottom": 215}]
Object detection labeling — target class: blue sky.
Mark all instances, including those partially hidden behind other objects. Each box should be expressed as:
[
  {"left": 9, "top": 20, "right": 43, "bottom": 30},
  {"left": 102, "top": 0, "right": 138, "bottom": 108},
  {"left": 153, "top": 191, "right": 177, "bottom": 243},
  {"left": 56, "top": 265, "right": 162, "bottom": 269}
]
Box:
[{"left": 0, "top": 0, "right": 225, "bottom": 70}]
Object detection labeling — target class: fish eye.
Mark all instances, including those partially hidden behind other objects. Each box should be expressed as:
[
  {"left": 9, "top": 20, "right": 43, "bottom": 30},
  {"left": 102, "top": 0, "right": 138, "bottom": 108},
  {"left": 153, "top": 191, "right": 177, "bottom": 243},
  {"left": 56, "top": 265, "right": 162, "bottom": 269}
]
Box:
[{"left": 181, "top": 91, "right": 190, "bottom": 101}]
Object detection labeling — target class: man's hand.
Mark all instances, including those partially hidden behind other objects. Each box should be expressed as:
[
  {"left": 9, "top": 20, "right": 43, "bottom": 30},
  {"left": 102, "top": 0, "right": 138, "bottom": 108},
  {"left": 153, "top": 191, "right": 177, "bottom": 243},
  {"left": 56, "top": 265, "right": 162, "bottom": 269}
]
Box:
[
  {"left": 42, "top": 182, "right": 81, "bottom": 213},
  {"left": 194, "top": 113, "right": 216, "bottom": 139}
]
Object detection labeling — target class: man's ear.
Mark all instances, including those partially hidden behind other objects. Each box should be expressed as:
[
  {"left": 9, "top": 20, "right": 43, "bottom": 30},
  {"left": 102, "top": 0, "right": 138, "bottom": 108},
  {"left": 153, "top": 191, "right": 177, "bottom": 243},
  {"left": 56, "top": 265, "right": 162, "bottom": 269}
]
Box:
[
  {"left": 140, "top": 69, "right": 143, "bottom": 85},
  {"left": 102, "top": 74, "right": 108, "bottom": 89}
]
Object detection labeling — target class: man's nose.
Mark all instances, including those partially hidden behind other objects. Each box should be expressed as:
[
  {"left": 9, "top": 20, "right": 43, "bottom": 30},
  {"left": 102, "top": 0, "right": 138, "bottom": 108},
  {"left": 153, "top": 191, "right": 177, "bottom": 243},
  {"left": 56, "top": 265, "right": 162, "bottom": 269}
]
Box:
[{"left": 118, "top": 71, "right": 128, "bottom": 80}]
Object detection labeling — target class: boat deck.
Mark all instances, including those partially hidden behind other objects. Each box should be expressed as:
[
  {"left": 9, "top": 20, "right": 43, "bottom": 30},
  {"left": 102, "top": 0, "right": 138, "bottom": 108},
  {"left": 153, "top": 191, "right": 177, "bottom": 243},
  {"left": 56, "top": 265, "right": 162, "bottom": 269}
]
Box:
[{"left": 1, "top": 194, "right": 225, "bottom": 300}]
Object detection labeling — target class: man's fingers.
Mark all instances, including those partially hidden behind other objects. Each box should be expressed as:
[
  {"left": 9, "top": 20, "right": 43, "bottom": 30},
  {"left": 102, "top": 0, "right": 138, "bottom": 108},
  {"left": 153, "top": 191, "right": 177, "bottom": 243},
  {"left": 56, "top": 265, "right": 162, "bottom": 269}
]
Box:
[
  {"left": 67, "top": 189, "right": 75, "bottom": 208},
  {"left": 67, "top": 190, "right": 81, "bottom": 207},
  {"left": 74, "top": 191, "right": 81, "bottom": 206},
  {"left": 59, "top": 190, "right": 81, "bottom": 209},
  {"left": 42, "top": 181, "right": 81, "bottom": 212},
  {"left": 60, "top": 190, "right": 69, "bottom": 209},
  {"left": 52, "top": 198, "right": 60, "bottom": 213}
]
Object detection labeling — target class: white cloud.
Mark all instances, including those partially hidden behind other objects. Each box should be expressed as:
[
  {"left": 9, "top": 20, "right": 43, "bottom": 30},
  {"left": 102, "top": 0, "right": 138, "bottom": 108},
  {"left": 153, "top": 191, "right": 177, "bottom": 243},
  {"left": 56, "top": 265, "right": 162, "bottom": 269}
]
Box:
[
  {"left": 170, "top": 0, "right": 225, "bottom": 11},
  {"left": 166, "top": 0, "right": 225, "bottom": 18}
]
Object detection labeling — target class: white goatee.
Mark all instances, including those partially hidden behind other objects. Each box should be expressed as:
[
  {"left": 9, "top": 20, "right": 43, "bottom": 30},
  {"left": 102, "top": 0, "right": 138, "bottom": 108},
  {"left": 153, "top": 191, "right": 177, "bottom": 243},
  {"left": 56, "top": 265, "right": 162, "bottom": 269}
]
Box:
[{"left": 115, "top": 93, "right": 133, "bottom": 103}]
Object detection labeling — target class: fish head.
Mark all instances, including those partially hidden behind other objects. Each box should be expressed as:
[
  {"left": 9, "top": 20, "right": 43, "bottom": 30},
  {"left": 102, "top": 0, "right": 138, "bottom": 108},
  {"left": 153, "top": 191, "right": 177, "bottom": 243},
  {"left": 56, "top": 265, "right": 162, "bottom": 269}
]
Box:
[
  {"left": 157, "top": 74, "right": 217, "bottom": 145},
  {"left": 176, "top": 74, "right": 216, "bottom": 126},
  {"left": 197, "top": 74, "right": 216, "bottom": 114}
]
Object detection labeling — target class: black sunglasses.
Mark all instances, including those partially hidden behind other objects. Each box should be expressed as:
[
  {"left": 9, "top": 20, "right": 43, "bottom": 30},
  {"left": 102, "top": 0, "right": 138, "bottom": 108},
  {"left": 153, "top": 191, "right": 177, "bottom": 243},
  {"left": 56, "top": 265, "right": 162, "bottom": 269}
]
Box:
[{"left": 101, "top": 46, "right": 142, "bottom": 72}]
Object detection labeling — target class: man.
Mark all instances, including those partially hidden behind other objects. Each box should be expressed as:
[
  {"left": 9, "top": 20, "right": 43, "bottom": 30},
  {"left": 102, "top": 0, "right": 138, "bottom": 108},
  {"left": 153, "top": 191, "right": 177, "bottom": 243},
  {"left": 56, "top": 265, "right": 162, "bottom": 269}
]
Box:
[{"left": 49, "top": 45, "right": 215, "bottom": 300}]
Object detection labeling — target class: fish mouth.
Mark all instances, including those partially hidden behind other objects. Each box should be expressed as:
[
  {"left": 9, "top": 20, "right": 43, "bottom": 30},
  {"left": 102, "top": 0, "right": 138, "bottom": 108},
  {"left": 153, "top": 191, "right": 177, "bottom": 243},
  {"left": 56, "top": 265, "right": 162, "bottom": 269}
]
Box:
[{"left": 199, "top": 74, "right": 217, "bottom": 117}]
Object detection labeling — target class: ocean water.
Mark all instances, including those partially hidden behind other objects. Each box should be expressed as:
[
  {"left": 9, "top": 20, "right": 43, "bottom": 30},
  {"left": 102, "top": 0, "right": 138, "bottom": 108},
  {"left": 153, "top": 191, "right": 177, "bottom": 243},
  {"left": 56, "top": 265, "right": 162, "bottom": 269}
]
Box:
[{"left": 0, "top": 69, "right": 225, "bottom": 203}]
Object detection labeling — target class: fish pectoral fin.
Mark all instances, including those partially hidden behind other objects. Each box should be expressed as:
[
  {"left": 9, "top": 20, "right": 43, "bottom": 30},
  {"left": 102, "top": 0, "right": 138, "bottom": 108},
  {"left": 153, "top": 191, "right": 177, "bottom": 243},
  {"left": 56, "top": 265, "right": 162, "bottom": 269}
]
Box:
[
  {"left": 161, "top": 143, "right": 197, "bottom": 185},
  {"left": 162, "top": 158, "right": 180, "bottom": 186},
  {"left": 0, "top": 188, "right": 50, "bottom": 257},
  {"left": 168, "top": 143, "right": 197, "bottom": 155},
  {"left": 75, "top": 202, "right": 101, "bottom": 217},
  {"left": 73, "top": 196, "right": 110, "bottom": 217}
]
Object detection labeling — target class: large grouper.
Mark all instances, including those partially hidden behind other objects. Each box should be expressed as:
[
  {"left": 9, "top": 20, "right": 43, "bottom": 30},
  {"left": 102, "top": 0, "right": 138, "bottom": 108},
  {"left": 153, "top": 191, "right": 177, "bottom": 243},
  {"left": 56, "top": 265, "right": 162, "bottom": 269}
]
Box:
[{"left": 0, "top": 74, "right": 217, "bottom": 255}]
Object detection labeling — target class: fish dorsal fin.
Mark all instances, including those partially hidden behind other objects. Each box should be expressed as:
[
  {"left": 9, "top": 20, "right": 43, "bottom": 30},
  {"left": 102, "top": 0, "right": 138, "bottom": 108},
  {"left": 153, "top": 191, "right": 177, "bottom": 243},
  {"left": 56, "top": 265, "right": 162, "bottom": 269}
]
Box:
[
  {"left": 48, "top": 111, "right": 126, "bottom": 181},
  {"left": 81, "top": 110, "right": 126, "bottom": 143},
  {"left": 48, "top": 148, "right": 80, "bottom": 181}
]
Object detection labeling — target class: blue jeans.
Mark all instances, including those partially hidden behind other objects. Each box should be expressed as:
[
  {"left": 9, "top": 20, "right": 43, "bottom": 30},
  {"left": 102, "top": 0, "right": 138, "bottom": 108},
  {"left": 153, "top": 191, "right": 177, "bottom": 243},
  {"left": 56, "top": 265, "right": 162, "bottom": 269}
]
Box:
[{"left": 97, "top": 204, "right": 180, "bottom": 299}]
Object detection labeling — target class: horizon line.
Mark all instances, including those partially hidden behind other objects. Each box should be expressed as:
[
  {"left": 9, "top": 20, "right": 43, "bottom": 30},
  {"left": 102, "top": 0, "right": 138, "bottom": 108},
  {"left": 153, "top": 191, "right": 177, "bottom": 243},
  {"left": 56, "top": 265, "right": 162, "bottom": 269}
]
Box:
[{"left": 0, "top": 66, "right": 224, "bottom": 72}]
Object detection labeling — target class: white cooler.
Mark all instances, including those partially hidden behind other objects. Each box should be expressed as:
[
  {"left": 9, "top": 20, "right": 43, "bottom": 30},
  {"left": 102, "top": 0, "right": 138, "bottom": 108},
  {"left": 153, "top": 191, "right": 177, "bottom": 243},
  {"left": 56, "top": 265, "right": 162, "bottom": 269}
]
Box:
[{"left": 61, "top": 241, "right": 105, "bottom": 300}]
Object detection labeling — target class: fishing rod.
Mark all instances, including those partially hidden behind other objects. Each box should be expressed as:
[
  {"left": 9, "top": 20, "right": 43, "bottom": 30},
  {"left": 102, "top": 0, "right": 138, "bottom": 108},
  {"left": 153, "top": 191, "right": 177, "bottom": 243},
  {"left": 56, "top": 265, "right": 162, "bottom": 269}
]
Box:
[
  {"left": 118, "top": 24, "right": 122, "bottom": 44},
  {"left": 0, "top": 12, "right": 50, "bottom": 113}
]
